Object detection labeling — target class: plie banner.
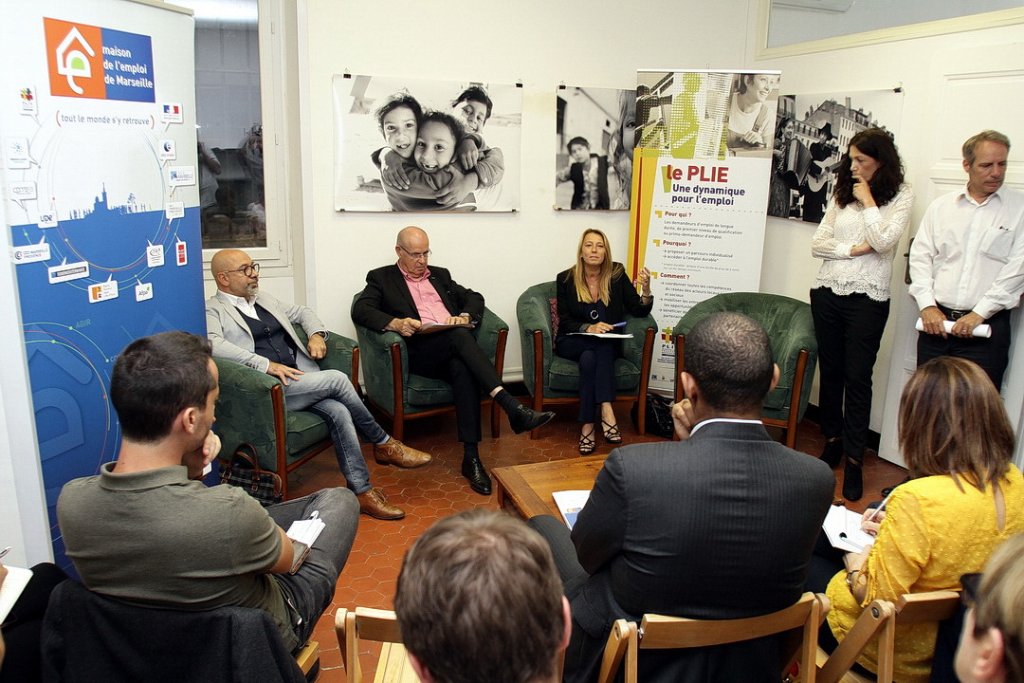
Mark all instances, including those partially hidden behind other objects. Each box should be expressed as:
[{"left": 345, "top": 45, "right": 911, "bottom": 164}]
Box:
[{"left": 627, "top": 69, "right": 780, "bottom": 393}]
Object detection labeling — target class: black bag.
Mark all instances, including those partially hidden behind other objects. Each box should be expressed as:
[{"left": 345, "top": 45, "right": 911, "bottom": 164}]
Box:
[
  {"left": 645, "top": 393, "right": 675, "bottom": 439},
  {"left": 220, "top": 443, "right": 283, "bottom": 506}
]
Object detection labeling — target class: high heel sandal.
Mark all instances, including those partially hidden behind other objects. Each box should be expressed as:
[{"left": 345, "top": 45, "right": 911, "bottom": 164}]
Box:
[
  {"left": 578, "top": 428, "right": 596, "bottom": 455},
  {"left": 601, "top": 419, "right": 622, "bottom": 444}
]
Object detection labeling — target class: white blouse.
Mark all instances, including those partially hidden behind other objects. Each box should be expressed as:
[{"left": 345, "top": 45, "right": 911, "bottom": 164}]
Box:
[{"left": 811, "top": 183, "right": 914, "bottom": 302}]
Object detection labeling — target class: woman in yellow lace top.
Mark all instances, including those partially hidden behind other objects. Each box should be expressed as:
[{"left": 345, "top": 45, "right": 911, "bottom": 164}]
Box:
[{"left": 822, "top": 357, "right": 1024, "bottom": 682}]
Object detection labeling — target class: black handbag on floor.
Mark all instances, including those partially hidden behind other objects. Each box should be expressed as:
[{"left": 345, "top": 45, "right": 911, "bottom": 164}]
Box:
[
  {"left": 645, "top": 393, "right": 675, "bottom": 439},
  {"left": 220, "top": 443, "right": 283, "bottom": 506}
]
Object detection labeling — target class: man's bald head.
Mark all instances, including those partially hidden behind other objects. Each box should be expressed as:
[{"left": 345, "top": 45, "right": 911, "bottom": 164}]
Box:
[
  {"left": 397, "top": 226, "right": 428, "bottom": 249},
  {"left": 211, "top": 249, "right": 259, "bottom": 297},
  {"left": 395, "top": 227, "right": 431, "bottom": 277}
]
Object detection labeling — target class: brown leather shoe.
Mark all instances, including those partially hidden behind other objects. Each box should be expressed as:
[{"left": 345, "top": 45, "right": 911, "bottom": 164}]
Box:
[
  {"left": 357, "top": 488, "right": 405, "bottom": 520},
  {"left": 373, "top": 439, "right": 431, "bottom": 468}
]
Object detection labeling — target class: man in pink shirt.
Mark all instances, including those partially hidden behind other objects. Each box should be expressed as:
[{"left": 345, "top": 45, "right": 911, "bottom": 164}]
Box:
[{"left": 352, "top": 226, "right": 554, "bottom": 495}]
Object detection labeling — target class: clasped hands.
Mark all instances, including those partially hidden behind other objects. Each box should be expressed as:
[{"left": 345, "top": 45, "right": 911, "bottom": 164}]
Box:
[{"left": 920, "top": 305, "right": 982, "bottom": 338}]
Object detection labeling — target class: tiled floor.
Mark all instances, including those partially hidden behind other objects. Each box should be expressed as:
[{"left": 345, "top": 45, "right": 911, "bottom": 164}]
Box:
[{"left": 286, "top": 400, "right": 908, "bottom": 681}]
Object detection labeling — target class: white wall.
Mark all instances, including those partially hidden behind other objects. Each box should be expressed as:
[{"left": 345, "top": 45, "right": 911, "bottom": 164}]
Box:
[{"left": 293, "top": 0, "right": 750, "bottom": 381}]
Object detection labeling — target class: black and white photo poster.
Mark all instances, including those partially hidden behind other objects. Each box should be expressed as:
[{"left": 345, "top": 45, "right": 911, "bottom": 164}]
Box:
[{"left": 333, "top": 74, "right": 522, "bottom": 212}]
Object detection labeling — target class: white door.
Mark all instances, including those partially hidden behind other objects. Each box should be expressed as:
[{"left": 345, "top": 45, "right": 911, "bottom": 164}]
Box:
[{"left": 878, "top": 42, "right": 1024, "bottom": 468}]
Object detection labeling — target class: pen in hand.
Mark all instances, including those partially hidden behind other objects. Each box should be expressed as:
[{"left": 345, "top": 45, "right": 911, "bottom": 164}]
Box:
[
  {"left": 611, "top": 321, "right": 628, "bottom": 328},
  {"left": 0, "top": 546, "right": 11, "bottom": 560},
  {"left": 866, "top": 489, "right": 896, "bottom": 523}
]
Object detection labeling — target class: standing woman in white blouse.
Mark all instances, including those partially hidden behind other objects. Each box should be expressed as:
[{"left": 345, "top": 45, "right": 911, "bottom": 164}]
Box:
[{"left": 810, "top": 128, "right": 913, "bottom": 501}]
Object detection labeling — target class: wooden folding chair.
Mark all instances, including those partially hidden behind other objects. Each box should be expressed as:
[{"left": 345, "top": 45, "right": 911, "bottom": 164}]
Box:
[
  {"left": 336, "top": 607, "right": 417, "bottom": 683},
  {"left": 817, "top": 590, "right": 960, "bottom": 683},
  {"left": 597, "top": 592, "right": 827, "bottom": 683}
]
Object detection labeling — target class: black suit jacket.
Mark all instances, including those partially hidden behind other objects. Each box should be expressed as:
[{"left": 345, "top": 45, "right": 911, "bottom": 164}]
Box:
[
  {"left": 352, "top": 264, "right": 485, "bottom": 331},
  {"left": 555, "top": 263, "right": 652, "bottom": 336},
  {"left": 570, "top": 421, "right": 834, "bottom": 682}
]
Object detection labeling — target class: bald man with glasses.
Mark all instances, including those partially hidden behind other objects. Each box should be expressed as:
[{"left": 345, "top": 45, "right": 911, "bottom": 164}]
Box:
[
  {"left": 353, "top": 226, "right": 554, "bottom": 496},
  {"left": 207, "top": 249, "right": 431, "bottom": 521}
]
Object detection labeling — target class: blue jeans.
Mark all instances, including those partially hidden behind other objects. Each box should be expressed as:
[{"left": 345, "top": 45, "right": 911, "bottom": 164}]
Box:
[
  {"left": 268, "top": 487, "right": 359, "bottom": 650},
  {"left": 282, "top": 369, "right": 387, "bottom": 494}
]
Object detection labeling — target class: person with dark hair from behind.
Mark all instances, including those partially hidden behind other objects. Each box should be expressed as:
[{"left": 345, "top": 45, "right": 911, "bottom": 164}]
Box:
[
  {"left": 56, "top": 332, "right": 360, "bottom": 656},
  {"left": 810, "top": 127, "right": 913, "bottom": 501},
  {"left": 556, "top": 136, "right": 610, "bottom": 210},
  {"left": 393, "top": 510, "right": 570, "bottom": 683},
  {"left": 955, "top": 533, "right": 1024, "bottom": 683},
  {"left": 530, "top": 311, "right": 834, "bottom": 683}
]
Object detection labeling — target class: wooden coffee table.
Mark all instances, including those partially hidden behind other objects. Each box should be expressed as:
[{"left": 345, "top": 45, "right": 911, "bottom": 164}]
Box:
[{"left": 492, "top": 454, "right": 607, "bottom": 519}]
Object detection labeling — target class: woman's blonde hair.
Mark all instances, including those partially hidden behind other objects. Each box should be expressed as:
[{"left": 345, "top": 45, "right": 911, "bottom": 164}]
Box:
[
  {"left": 898, "top": 356, "right": 1014, "bottom": 491},
  {"left": 973, "top": 533, "right": 1024, "bottom": 682},
  {"left": 566, "top": 229, "right": 622, "bottom": 304}
]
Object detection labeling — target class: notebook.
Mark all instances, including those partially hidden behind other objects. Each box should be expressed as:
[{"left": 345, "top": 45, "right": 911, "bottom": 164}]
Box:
[{"left": 552, "top": 490, "right": 591, "bottom": 530}]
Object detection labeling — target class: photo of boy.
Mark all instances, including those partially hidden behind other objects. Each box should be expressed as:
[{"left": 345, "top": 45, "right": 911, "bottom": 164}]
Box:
[
  {"left": 451, "top": 86, "right": 505, "bottom": 199},
  {"left": 555, "top": 136, "right": 609, "bottom": 210}
]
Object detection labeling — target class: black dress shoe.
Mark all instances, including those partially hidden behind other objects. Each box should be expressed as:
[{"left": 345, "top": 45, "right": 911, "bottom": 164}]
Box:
[
  {"left": 461, "top": 457, "right": 492, "bottom": 495},
  {"left": 820, "top": 438, "right": 843, "bottom": 468},
  {"left": 508, "top": 404, "right": 556, "bottom": 434}
]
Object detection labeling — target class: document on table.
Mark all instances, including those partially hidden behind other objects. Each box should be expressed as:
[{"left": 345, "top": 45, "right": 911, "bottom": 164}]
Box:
[
  {"left": 822, "top": 505, "right": 875, "bottom": 553},
  {"left": 0, "top": 565, "right": 32, "bottom": 622},
  {"left": 553, "top": 490, "right": 591, "bottom": 530}
]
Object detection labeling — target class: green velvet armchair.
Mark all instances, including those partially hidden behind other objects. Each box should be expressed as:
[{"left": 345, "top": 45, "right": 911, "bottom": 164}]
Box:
[
  {"left": 672, "top": 292, "right": 817, "bottom": 448},
  {"left": 213, "top": 325, "right": 358, "bottom": 498},
  {"left": 351, "top": 301, "right": 509, "bottom": 441},
  {"left": 517, "top": 282, "right": 657, "bottom": 439}
]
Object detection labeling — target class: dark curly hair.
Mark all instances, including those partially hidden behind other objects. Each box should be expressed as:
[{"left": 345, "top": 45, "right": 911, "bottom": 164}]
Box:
[{"left": 833, "top": 127, "right": 904, "bottom": 209}]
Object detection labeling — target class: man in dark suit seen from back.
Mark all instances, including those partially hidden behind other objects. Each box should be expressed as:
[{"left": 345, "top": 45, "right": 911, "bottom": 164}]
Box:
[{"left": 531, "top": 311, "right": 835, "bottom": 682}]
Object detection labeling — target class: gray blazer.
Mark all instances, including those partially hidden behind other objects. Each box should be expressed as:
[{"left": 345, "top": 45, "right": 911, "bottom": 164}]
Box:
[{"left": 206, "top": 290, "right": 326, "bottom": 374}]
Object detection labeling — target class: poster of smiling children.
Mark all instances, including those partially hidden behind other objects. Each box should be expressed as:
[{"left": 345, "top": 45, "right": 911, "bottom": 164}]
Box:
[{"left": 333, "top": 74, "right": 522, "bottom": 212}]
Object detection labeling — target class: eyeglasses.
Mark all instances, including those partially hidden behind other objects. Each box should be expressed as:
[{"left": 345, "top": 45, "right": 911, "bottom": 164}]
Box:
[
  {"left": 960, "top": 572, "right": 982, "bottom": 608},
  {"left": 221, "top": 262, "right": 260, "bottom": 277},
  {"left": 398, "top": 245, "right": 431, "bottom": 260}
]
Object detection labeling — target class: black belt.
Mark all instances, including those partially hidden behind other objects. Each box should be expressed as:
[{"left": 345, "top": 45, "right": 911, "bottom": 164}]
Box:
[
  {"left": 937, "top": 304, "right": 972, "bottom": 320},
  {"left": 936, "top": 305, "right": 1009, "bottom": 322}
]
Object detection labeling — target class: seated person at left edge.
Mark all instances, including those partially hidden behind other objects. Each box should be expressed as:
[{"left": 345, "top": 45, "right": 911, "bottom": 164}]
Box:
[
  {"left": 206, "top": 249, "right": 431, "bottom": 521},
  {"left": 556, "top": 229, "right": 652, "bottom": 454}
]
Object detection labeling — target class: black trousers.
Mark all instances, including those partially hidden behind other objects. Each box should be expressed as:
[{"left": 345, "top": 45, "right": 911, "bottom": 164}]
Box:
[
  {"left": 528, "top": 515, "right": 605, "bottom": 683},
  {"left": 555, "top": 335, "right": 620, "bottom": 423},
  {"left": 917, "top": 306, "right": 1011, "bottom": 390},
  {"left": 406, "top": 328, "right": 501, "bottom": 444},
  {"left": 810, "top": 288, "right": 889, "bottom": 459}
]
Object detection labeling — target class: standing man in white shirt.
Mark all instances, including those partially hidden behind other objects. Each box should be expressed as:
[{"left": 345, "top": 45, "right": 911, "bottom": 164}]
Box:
[{"left": 909, "top": 130, "right": 1024, "bottom": 389}]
